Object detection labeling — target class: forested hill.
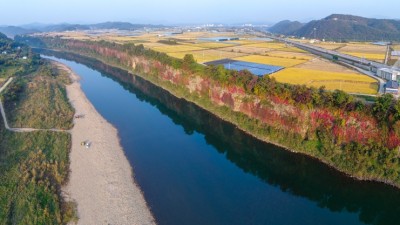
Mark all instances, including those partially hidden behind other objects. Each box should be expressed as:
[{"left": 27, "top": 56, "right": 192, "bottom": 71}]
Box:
[
  {"left": 267, "top": 20, "right": 304, "bottom": 35},
  {"left": 269, "top": 14, "right": 400, "bottom": 41},
  {"left": 0, "top": 22, "right": 165, "bottom": 38}
]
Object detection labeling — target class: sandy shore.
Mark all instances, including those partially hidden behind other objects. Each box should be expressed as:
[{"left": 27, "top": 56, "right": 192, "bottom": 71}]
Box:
[{"left": 55, "top": 62, "right": 156, "bottom": 225}]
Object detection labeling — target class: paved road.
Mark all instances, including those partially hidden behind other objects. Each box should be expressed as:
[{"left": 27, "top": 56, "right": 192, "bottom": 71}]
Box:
[
  {"left": 0, "top": 77, "right": 70, "bottom": 133},
  {"left": 267, "top": 35, "right": 391, "bottom": 71}
]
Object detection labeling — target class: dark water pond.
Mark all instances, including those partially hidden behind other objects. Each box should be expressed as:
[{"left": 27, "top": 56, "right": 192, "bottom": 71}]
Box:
[
  {"left": 42, "top": 52, "right": 400, "bottom": 225},
  {"left": 205, "top": 59, "right": 283, "bottom": 76}
]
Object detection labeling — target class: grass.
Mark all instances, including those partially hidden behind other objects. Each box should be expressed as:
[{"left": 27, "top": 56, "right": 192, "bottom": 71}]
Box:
[
  {"left": 4, "top": 63, "right": 74, "bottom": 130},
  {"left": 0, "top": 62, "right": 76, "bottom": 224},
  {"left": 271, "top": 68, "right": 378, "bottom": 95},
  {"left": 233, "top": 55, "right": 307, "bottom": 67}
]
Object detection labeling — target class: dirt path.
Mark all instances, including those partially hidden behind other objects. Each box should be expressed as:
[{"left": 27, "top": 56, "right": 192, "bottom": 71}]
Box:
[{"left": 0, "top": 77, "right": 70, "bottom": 133}]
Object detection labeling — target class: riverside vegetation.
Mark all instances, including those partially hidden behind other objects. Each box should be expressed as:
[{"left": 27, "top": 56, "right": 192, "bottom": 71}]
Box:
[
  {"left": 0, "top": 33, "right": 76, "bottom": 224},
  {"left": 19, "top": 35, "right": 400, "bottom": 188}
]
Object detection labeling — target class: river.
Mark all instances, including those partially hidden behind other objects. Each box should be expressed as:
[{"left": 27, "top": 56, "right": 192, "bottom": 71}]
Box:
[{"left": 42, "top": 52, "right": 400, "bottom": 225}]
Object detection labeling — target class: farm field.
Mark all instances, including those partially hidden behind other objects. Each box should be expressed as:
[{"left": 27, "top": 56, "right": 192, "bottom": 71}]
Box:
[
  {"left": 271, "top": 68, "right": 378, "bottom": 94},
  {"left": 245, "top": 42, "right": 287, "bottom": 49},
  {"left": 152, "top": 44, "right": 206, "bottom": 53},
  {"left": 218, "top": 46, "right": 274, "bottom": 55},
  {"left": 265, "top": 50, "right": 314, "bottom": 60},
  {"left": 168, "top": 49, "right": 246, "bottom": 63},
  {"left": 47, "top": 30, "right": 384, "bottom": 95},
  {"left": 233, "top": 55, "right": 307, "bottom": 67},
  {"left": 342, "top": 52, "right": 385, "bottom": 62},
  {"left": 313, "top": 43, "right": 346, "bottom": 50},
  {"left": 185, "top": 42, "right": 237, "bottom": 49},
  {"left": 297, "top": 58, "right": 361, "bottom": 74}
]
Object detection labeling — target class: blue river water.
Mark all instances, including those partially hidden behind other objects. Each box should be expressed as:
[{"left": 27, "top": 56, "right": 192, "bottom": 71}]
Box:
[{"left": 42, "top": 52, "right": 400, "bottom": 225}]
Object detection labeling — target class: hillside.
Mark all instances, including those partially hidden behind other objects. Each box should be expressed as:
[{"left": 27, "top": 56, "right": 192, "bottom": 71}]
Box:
[
  {"left": 0, "top": 26, "right": 38, "bottom": 38},
  {"left": 2, "top": 22, "right": 164, "bottom": 37},
  {"left": 271, "top": 14, "right": 400, "bottom": 41},
  {"left": 268, "top": 20, "right": 304, "bottom": 35}
]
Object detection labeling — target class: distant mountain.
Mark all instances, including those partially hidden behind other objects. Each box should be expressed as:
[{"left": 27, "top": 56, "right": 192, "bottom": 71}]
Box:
[
  {"left": 90, "top": 22, "right": 162, "bottom": 30},
  {"left": 2, "top": 22, "right": 165, "bottom": 36},
  {"left": 0, "top": 26, "right": 38, "bottom": 38},
  {"left": 270, "top": 14, "right": 400, "bottom": 41},
  {"left": 268, "top": 20, "right": 304, "bottom": 35}
]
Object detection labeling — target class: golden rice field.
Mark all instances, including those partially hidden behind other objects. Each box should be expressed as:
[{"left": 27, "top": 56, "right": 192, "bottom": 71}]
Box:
[
  {"left": 168, "top": 49, "right": 246, "bottom": 63},
  {"left": 218, "top": 46, "right": 273, "bottom": 55},
  {"left": 245, "top": 42, "right": 287, "bottom": 49},
  {"left": 339, "top": 43, "right": 387, "bottom": 54},
  {"left": 313, "top": 43, "right": 346, "bottom": 50},
  {"left": 281, "top": 47, "right": 308, "bottom": 53},
  {"left": 234, "top": 55, "right": 307, "bottom": 67},
  {"left": 342, "top": 52, "right": 385, "bottom": 62},
  {"left": 271, "top": 68, "right": 378, "bottom": 94},
  {"left": 265, "top": 51, "right": 314, "bottom": 60},
  {"left": 229, "top": 40, "right": 259, "bottom": 45},
  {"left": 151, "top": 45, "right": 206, "bottom": 53},
  {"left": 186, "top": 42, "right": 236, "bottom": 49}
]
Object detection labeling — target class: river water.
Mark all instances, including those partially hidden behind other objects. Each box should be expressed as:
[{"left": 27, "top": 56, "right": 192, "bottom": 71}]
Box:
[{"left": 42, "top": 53, "right": 400, "bottom": 225}]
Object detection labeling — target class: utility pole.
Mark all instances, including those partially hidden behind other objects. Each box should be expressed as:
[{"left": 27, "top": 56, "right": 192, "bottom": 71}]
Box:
[{"left": 313, "top": 28, "right": 317, "bottom": 40}]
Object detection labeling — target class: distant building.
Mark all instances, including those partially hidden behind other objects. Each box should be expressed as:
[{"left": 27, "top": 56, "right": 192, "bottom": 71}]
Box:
[
  {"left": 1, "top": 51, "right": 6, "bottom": 55},
  {"left": 392, "top": 51, "right": 400, "bottom": 57},
  {"left": 385, "top": 81, "right": 399, "bottom": 95},
  {"left": 377, "top": 68, "right": 400, "bottom": 81},
  {"left": 22, "top": 56, "right": 27, "bottom": 60}
]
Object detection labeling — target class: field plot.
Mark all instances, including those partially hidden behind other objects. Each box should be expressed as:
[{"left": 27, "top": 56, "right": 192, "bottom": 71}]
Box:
[
  {"left": 342, "top": 52, "right": 385, "bottom": 62},
  {"left": 206, "top": 59, "right": 283, "bottom": 76},
  {"left": 234, "top": 55, "right": 307, "bottom": 67},
  {"left": 228, "top": 40, "right": 260, "bottom": 45},
  {"left": 337, "top": 43, "right": 386, "bottom": 62},
  {"left": 101, "top": 35, "right": 145, "bottom": 43},
  {"left": 297, "top": 58, "right": 363, "bottom": 74},
  {"left": 184, "top": 42, "right": 237, "bottom": 49},
  {"left": 313, "top": 43, "right": 346, "bottom": 50},
  {"left": 218, "top": 46, "right": 273, "bottom": 55},
  {"left": 339, "top": 43, "right": 387, "bottom": 54},
  {"left": 245, "top": 42, "right": 287, "bottom": 49},
  {"left": 265, "top": 50, "right": 314, "bottom": 60},
  {"left": 272, "top": 68, "right": 378, "bottom": 94},
  {"left": 168, "top": 49, "right": 247, "bottom": 63},
  {"left": 151, "top": 45, "right": 206, "bottom": 53},
  {"left": 282, "top": 47, "right": 308, "bottom": 53}
]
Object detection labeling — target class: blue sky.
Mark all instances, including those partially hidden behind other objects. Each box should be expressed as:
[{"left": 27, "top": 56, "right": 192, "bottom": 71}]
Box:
[{"left": 1, "top": 0, "right": 399, "bottom": 25}]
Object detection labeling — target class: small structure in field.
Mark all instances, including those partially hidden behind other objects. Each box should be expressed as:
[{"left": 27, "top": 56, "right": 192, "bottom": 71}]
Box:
[
  {"left": 385, "top": 80, "right": 399, "bottom": 95},
  {"left": 377, "top": 68, "right": 400, "bottom": 81}
]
